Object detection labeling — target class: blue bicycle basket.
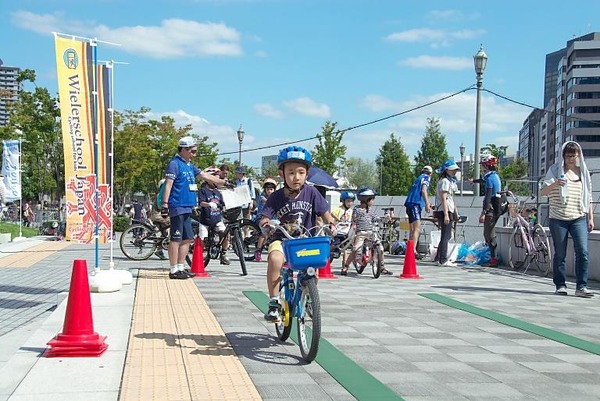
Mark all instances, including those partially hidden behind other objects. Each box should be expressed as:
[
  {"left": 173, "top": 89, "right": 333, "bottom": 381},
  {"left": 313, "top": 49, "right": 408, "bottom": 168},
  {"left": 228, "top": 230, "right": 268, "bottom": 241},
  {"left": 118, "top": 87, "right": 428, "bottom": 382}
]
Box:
[{"left": 282, "top": 236, "right": 331, "bottom": 270}]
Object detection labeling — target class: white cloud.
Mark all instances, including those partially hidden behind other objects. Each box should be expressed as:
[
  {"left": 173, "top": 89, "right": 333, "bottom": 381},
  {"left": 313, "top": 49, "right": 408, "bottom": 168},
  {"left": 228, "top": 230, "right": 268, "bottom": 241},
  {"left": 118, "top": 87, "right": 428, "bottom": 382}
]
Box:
[
  {"left": 385, "top": 28, "right": 485, "bottom": 47},
  {"left": 11, "top": 11, "right": 243, "bottom": 59},
  {"left": 399, "top": 55, "right": 472, "bottom": 70},
  {"left": 284, "top": 97, "right": 331, "bottom": 118},
  {"left": 254, "top": 103, "right": 284, "bottom": 119},
  {"left": 356, "top": 91, "right": 529, "bottom": 160}
]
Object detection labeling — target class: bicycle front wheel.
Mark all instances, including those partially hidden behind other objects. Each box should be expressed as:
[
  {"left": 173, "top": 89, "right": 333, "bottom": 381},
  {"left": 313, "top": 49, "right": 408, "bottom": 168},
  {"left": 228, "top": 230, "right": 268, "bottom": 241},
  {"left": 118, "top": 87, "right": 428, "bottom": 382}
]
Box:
[
  {"left": 508, "top": 225, "right": 527, "bottom": 269},
  {"left": 372, "top": 244, "right": 384, "bottom": 278},
  {"left": 297, "top": 278, "right": 321, "bottom": 363},
  {"left": 532, "top": 224, "right": 552, "bottom": 277},
  {"left": 120, "top": 225, "right": 157, "bottom": 260},
  {"left": 231, "top": 228, "right": 248, "bottom": 276}
]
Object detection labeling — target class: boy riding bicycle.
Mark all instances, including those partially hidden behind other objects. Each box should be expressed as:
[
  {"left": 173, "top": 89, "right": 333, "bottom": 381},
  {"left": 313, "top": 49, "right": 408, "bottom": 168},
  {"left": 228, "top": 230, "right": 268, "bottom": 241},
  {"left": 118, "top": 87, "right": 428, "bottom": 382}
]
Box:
[
  {"left": 197, "top": 166, "right": 230, "bottom": 265},
  {"left": 330, "top": 191, "right": 355, "bottom": 260},
  {"left": 258, "top": 146, "right": 336, "bottom": 322}
]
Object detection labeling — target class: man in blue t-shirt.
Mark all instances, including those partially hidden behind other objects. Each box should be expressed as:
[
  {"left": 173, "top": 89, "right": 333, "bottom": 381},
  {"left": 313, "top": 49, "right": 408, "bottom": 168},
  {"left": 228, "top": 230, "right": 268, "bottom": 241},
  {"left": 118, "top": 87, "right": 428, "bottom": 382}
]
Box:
[
  {"left": 404, "top": 165, "right": 433, "bottom": 253},
  {"left": 160, "top": 136, "right": 226, "bottom": 280},
  {"left": 476, "top": 155, "right": 502, "bottom": 267}
]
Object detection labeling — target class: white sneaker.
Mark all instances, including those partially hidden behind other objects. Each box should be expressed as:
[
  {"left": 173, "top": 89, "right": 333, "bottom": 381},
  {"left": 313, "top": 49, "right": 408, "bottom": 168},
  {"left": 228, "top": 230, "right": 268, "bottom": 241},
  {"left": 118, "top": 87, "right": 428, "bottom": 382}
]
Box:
[
  {"left": 440, "top": 260, "right": 457, "bottom": 267},
  {"left": 575, "top": 287, "right": 594, "bottom": 298},
  {"left": 555, "top": 286, "right": 568, "bottom": 296}
]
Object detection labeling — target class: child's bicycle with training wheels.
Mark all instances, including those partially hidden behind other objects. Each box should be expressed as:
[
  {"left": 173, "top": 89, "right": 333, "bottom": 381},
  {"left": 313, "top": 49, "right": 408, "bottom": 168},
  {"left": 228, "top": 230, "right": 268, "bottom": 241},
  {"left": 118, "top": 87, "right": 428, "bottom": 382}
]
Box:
[
  {"left": 504, "top": 191, "right": 552, "bottom": 276},
  {"left": 266, "top": 220, "right": 331, "bottom": 362}
]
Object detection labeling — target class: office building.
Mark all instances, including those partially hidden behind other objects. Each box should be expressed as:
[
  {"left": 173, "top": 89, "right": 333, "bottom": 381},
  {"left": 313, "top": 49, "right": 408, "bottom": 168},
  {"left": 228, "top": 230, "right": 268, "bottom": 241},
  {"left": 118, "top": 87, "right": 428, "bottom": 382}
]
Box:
[{"left": 0, "top": 59, "right": 21, "bottom": 127}]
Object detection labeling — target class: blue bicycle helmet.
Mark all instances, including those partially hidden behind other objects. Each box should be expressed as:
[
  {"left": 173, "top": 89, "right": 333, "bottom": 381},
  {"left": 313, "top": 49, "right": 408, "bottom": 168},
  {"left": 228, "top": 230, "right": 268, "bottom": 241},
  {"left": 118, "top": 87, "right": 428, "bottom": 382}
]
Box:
[
  {"left": 340, "top": 191, "right": 356, "bottom": 201},
  {"left": 277, "top": 145, "right": 313, "bottom": 169},
  {"left": 356, "top": 186, "right": 377, "bottom": 202}
]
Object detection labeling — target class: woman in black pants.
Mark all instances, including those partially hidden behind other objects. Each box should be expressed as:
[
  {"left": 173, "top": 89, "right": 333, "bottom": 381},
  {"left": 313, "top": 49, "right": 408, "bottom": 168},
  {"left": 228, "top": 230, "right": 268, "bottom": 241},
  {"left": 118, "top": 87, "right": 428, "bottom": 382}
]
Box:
[{"left": 434, "top": 160, "right": 460, "bottom": 266}]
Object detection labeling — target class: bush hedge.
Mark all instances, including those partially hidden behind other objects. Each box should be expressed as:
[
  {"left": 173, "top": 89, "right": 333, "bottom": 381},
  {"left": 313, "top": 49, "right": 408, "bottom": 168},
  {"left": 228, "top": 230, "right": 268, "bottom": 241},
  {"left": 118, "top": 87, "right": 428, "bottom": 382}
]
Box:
[{"left": 113, "top": 216, "right": 130, "bottom": 232}]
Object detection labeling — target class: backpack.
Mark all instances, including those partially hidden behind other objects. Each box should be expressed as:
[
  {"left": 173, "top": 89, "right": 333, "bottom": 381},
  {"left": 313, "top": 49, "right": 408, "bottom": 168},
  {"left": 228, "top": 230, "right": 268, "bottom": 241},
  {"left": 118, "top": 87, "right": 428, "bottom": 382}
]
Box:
[
  {"left": 499, "top": 192, "right": 509, "bottom": 215},
  {"left": 156, "top": 181, "right": 166, "bottom": 209}
]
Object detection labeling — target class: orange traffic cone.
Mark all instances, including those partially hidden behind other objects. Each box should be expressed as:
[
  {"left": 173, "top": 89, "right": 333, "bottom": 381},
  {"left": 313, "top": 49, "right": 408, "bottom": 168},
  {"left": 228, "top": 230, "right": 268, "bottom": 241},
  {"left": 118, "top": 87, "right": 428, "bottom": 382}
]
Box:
[
  {"left": 318, "top": 258, "right": 337, "bottom": 279},
  {"left": 45, "top": 259, "right": 108, "bottom": 357},
  {"left": 190, "top": 237, "right": 210, "bottom": 278},
  {"left": 399, "top": 240, "right": 423, "bottom": 279}
]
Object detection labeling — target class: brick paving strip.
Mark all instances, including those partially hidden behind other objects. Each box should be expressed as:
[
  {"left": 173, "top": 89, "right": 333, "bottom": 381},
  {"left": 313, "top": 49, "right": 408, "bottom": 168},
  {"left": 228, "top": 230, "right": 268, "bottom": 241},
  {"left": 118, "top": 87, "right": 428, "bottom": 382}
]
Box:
[
  {"left": 119, "top": 269, "right": 262, "bottom": 401},
  {"left": 0, "top": 241, "right": 71, "bottom": 268}
]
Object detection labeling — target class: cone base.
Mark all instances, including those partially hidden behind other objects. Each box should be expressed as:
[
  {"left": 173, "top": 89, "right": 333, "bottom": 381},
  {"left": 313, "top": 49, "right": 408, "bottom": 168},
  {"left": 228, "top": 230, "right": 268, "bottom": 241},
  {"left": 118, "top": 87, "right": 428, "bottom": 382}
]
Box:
[
  {"left": 191, "top": 271, "right": 210, "bottom": 278},
  {"left": 45, "top": 334, "right": 108, "bottom": 358},
  {"left": 399, "top": 274, "right": 423, "bottom": 279},
  {"left": 317, "top": 272, "right": 337, "bottom": 279}
]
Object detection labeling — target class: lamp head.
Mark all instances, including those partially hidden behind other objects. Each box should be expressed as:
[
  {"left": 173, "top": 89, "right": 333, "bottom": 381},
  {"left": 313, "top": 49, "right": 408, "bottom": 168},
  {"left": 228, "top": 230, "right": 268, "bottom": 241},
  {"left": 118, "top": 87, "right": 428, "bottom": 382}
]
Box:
[
  {"left": 237, "top": 125, "right": 245, "bottom": 143},
  {"left": 473, "top": 45, "right": 488, "bottom": 75}
]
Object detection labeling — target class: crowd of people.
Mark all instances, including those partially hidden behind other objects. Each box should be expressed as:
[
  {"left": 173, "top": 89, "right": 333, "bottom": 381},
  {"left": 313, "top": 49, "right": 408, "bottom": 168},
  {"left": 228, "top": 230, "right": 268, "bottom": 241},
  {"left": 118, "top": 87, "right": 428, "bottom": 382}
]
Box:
[{"left": 153, "top": 136, "right": 594, "bottom": 317}]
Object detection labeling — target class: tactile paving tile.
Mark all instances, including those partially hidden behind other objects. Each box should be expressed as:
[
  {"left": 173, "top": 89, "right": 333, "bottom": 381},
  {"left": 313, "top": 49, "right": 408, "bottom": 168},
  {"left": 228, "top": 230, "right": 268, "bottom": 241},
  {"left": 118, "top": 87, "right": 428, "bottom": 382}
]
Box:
[
  {"left": 0, "top": 241, "right": 71, "bottom": 267},
  {"left": 119, "top": 269, "right": 262, "bottom": 401}
]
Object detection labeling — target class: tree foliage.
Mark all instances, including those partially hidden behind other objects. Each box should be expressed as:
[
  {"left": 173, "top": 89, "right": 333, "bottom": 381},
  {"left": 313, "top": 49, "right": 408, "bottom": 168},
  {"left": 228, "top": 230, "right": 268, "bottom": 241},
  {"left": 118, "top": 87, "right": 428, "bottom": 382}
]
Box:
[
  {"left": 343, "top": 157, "right": 377, "bottom": 190},
  {"left": 0, "top": 69, "right": 63, "bottom": 202},
  {"left": 377, "top": 133, "right": 412, "bottom": 195},
  {"left": 413, "top": 117, "right": 450, "bottom": 192},
  {"left": 311, "top": 121, "right": 346, "bottom": 175},
  {"left": 113, "top": 108, "right": 218, "bottom": 206},
  {"left": 501, "top": 157, "right": 529, "bottom": 195}
]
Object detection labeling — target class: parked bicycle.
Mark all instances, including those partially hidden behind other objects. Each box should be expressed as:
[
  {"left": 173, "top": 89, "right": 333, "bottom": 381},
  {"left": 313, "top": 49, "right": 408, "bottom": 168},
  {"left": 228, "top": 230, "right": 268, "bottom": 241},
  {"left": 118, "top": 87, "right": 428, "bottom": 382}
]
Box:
[
  {"left": 120, "top": 219, "right": 169, "bottom": 260},
  {"left": 505, "top": 191, "right": 552, "bottom": 276},
  {"left": 186, "top": 206, "right": 259, "bottom": 276},
  {"left": 266, "top": 220, "right": 330, "bottom": 362}
]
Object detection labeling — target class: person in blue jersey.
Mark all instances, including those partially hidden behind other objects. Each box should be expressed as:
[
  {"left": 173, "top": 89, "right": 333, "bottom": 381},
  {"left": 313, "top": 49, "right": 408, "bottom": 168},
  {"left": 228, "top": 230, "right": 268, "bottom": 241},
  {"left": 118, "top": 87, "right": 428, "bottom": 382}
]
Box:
[
  {"left": 404, "top": 165, "right": 433, "bottom": 254},
  {"left": 258, "top": 146, "right": 336, "bottom": 322},
  {"left": 160, "top": 136, "right": 226, "bottom": 280},
  {"left": 474, "top": 155, "right": 503, "bottom": 267}
]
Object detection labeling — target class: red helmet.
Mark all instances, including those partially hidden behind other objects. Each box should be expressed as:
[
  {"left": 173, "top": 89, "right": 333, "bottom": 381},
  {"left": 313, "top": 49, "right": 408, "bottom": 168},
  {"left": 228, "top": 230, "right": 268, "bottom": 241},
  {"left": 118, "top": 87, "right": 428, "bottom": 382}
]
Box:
[{"left": 479, "top": 155, "right": 497, "bottom": 167}]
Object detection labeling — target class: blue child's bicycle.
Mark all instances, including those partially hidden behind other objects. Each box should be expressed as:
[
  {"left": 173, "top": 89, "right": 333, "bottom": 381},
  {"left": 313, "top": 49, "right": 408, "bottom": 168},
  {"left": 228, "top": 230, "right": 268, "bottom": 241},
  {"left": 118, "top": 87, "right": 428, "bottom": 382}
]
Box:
[{"left": 268, "top": 221, "right": 331, "bottom": 362}]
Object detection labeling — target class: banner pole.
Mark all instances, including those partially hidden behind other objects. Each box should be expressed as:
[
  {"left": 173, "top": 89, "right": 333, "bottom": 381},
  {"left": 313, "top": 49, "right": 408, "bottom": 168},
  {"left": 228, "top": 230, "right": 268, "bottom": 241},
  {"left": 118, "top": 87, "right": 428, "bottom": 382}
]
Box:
[
  {"left": 18, "top": 137, "right": 22, "bottom": 239},
  {"left": 107, "top": 61, "right": 115, "bottom": 269},
  {"left": 92, "top": 38, "right": 100, "bottom": 273}
]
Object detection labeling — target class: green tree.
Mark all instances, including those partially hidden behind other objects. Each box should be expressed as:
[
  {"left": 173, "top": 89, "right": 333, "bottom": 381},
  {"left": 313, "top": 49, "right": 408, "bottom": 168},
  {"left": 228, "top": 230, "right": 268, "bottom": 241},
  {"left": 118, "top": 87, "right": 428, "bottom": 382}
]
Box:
[
  {"left": 343, "top": 157, "right": 377, "bottom": 190},
  {"left": 311, "top": 121, "right": 346, "bottom": 175},
  {"left": 0, "top": 69, "right": 63, "bottom": 202},
  {"left": 377, "top": 133, "right": 412, "bottom": 195},
  {"left": 413, "top": 117, "right": 449, "bottom": 192},
  {"left": 113, "top": 108, "right": 218, "bottom": 206},
  {"left": 501, "top": 157, "right": 529, "bottom": 195}
]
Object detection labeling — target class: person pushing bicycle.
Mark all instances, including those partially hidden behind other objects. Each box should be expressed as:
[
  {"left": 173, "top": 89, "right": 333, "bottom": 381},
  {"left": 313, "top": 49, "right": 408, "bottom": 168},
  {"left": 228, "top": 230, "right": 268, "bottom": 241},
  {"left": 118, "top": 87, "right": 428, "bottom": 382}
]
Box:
[{"left": 258, "top": 146, "right": 336, "bottom": 323}]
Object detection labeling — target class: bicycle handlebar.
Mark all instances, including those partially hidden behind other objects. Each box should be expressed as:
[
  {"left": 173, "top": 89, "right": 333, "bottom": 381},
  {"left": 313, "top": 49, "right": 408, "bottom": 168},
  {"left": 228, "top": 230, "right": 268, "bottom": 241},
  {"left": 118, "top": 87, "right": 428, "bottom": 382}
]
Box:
[{"left": 263, "top": 219, "right": 332, "bottom": 239}]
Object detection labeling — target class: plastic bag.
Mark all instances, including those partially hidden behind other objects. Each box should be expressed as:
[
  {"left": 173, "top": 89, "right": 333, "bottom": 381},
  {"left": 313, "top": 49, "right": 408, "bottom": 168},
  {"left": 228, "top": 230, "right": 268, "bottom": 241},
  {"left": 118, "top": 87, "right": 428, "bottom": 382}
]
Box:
[
  {"left": 391, "top": 240, "right": 406, "bottom": 255},
  {"left": 456, "top": 241, "right": 491, "bottom": 265}
]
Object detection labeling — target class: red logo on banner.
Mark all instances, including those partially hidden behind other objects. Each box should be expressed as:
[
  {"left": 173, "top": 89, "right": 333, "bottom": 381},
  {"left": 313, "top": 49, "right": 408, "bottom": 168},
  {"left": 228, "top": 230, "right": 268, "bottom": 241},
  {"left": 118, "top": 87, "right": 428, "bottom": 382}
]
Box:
[{"left": 66, "top": 175, "right": 112, "bottom": 243}]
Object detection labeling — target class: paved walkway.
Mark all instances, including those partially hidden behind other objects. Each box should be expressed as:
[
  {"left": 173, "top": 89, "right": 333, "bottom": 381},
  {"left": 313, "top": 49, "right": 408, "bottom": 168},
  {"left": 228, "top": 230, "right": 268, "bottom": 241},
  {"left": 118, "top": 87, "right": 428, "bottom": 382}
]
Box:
[{"left": 1, "top": 236, "right": 600, "bottom": 400}]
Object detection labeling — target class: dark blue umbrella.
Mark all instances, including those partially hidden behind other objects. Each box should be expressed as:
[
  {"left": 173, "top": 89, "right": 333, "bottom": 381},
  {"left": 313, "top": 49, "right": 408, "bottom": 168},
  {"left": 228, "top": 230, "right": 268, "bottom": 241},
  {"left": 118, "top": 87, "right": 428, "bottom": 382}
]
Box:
[{"left": 307, "top": 166, "right": 339, "bottom": 189}]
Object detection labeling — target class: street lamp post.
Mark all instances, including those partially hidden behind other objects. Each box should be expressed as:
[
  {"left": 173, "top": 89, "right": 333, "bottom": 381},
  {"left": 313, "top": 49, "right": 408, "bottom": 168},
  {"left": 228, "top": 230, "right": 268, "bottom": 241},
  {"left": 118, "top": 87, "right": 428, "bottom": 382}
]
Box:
[
  {"left": 473, "top": 45, "right": 488, "bottom": 197},
  {"left": 459, "top": 143, "right": 465, "bottom": 196},
  {"left": 236, "top": 125, "right": 245, "bottom": 165}
]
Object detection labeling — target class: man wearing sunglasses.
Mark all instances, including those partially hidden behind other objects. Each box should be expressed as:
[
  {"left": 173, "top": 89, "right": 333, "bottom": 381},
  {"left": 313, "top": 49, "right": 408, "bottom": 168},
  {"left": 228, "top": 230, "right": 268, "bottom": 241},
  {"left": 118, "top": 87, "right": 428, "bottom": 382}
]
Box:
[{"left": 161, "top": 136, "right": 226, "bottom": 279}]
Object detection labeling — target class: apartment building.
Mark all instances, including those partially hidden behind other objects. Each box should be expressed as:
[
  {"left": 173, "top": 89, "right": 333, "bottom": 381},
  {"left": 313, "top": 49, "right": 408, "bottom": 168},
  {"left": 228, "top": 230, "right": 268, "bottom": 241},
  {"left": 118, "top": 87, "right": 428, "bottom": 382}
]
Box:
[{"left": 0, "top": 58, "right": 21, "bottom": 127}]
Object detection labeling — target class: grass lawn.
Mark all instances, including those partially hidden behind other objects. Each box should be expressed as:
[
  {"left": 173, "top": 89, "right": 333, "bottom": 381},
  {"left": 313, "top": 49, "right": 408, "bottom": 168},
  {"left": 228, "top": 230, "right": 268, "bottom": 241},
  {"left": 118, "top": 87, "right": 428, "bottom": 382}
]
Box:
[{"left": 0, "top": 222, "right": 39, "bottom": 240}]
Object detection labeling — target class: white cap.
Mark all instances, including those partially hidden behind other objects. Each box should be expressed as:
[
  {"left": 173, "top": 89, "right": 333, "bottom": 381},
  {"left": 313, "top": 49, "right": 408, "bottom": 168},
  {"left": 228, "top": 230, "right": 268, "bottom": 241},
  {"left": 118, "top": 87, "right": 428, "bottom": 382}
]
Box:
[
  {"left": 422, "top": 165, "right": 433, "bottom": 173},
  {"left": 178, "top": 136, "right": 196, "bottom": 147}
]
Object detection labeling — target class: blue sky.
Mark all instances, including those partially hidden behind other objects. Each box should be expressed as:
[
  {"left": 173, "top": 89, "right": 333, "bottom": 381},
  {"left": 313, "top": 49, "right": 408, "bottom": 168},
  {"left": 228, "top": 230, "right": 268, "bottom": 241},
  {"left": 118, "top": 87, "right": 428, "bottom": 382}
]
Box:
[{"left": 2, "top": 0, "right": 600, "bottom": 171}]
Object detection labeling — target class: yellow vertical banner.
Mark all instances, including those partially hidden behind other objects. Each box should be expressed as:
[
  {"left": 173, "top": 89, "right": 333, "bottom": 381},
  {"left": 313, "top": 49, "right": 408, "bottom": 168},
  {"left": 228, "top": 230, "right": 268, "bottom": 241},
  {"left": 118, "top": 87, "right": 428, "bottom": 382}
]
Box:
[{"left": 55, "top": 36, "right": 110, "bottom": 243}]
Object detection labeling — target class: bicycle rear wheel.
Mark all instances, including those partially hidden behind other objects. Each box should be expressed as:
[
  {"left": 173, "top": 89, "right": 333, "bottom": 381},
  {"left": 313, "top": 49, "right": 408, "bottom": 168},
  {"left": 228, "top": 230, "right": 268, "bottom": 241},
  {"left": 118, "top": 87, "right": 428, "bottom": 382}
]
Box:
[
  {"left": 238, "top": 220, "right": 261, "bottom": 261},
  {"left": 120, "top": 224, "right": 157, "bottom": 260},
  {"left": 508, "top": 226, "right": 527, "bottom": 269},
  {"left": 275, "top": 278, "right": 293, "bottom": 341},
  {"left": 532, "top": 224, "right": 552, "bottom": 276},
  {"left": 231, "top": 228, "right": 248, "bottom": 275},
  {"left": 297, "top": 278, "right": 320, "bottom": 362}
]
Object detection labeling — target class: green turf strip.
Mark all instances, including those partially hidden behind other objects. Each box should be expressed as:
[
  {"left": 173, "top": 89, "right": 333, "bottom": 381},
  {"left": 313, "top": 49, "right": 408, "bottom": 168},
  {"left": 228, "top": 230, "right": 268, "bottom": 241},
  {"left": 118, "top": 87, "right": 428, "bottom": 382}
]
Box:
[
  {"left": 420, "top": 292, "right": 600, "bottom": 355},
  {"left": 244, "top": 290, "right": 403, "bottom": 401}
]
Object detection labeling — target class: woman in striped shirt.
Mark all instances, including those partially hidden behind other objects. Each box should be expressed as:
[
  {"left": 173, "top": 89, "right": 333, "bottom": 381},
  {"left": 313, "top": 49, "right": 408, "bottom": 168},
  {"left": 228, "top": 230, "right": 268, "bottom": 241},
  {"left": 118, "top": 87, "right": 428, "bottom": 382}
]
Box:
[{"left": 540, "top": 141, "right": 594, "bottom": 298}]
